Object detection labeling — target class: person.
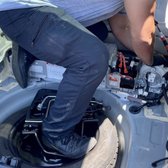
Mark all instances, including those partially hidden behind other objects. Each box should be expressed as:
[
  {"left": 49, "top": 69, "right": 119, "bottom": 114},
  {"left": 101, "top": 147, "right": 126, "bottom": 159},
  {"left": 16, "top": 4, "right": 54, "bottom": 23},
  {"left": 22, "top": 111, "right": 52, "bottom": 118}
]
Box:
[
  {"left": 109, "top": 0, "right": 168, "bottom": 66},
  {"left": 0, "top": 0, "right": 158, "bottom": 159}
]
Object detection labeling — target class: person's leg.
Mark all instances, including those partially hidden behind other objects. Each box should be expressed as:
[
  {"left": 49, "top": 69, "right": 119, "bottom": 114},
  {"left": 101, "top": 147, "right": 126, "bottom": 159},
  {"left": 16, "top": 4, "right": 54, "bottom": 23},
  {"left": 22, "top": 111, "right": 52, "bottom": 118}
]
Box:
[
  {"left": 0, "top": 6, "right": 109, "bottom": 158},
  {"left": 109, "top": 13, "right": 133, "bottom": 50}
]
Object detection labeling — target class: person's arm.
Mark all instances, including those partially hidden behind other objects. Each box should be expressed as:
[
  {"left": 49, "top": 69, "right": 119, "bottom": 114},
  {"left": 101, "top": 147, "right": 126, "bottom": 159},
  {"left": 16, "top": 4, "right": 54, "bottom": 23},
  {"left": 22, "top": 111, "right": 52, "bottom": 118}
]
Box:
[
  {"left": 124, "top": 0, "right": 156, "bottom": 65},
  {"left": 109, "top": 14, "right": 133, "bottom": 50}
]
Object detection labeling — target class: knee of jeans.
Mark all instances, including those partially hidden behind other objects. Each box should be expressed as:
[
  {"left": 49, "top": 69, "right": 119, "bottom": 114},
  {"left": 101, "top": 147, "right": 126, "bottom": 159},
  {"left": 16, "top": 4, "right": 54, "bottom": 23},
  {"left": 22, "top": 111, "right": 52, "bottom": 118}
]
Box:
[
  {"left": 87, "top": 41, "right": 109, "bottom": 78},
  {"left": 69, "top": 38, "right": 109, "bottom": 79}
]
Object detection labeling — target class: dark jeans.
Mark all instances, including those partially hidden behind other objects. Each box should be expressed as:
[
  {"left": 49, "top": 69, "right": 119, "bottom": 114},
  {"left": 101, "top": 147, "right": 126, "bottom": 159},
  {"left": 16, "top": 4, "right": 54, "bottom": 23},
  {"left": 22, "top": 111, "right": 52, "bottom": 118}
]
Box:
[{"left": 0, "top": 6, "right": 109, "bottom": 138}]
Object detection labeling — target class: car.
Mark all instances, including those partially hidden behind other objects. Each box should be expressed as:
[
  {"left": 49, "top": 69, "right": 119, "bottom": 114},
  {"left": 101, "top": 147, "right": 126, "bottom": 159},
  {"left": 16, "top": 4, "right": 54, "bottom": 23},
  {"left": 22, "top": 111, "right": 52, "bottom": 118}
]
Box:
[{"left": 0, "top": 1, "right": 168, "bottom": 168}]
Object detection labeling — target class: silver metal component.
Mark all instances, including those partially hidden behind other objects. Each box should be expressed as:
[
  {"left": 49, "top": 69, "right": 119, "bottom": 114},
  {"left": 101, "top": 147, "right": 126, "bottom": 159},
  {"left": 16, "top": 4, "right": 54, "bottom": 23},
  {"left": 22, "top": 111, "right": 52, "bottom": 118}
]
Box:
[
  {"left": 137, "top": 64, "right": 167, "bottom": 95},
  {"left": 37, "top": 96, "right": 56, "bottom": 111},
  {"left": 45, "top": 98, "right": 55, "bottom": 118}
]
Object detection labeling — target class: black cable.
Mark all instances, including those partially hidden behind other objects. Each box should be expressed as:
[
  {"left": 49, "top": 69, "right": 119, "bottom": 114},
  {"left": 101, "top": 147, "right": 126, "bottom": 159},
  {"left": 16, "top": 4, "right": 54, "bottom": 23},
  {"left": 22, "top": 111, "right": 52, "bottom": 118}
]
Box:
[{"left": 152, "top": 157, "right": 168, "bottom": 167}]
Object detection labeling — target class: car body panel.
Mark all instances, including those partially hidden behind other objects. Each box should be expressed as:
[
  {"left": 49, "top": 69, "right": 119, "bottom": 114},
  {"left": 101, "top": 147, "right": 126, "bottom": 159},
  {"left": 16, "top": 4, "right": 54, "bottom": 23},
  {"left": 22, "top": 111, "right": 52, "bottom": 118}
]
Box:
[
  {"left": 0, "top": 2, "right": 168, "bottom": 167},
  {"left": 0, "top": 29, "right": 12, "bottom": 63}
]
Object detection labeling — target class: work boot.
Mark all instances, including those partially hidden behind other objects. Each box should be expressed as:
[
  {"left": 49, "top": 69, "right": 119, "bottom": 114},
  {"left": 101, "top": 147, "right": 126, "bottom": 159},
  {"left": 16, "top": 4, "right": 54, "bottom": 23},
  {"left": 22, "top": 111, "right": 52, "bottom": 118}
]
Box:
[{"left": 42, "top": 132, "right": 97, "bottom": 159}]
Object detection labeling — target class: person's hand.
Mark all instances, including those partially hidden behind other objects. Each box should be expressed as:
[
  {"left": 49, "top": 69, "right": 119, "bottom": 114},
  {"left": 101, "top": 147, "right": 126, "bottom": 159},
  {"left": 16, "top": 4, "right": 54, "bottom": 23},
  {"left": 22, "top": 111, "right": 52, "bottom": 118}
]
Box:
[{"left": 152, "top": 53, "right": 168, "bottom": 67}]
